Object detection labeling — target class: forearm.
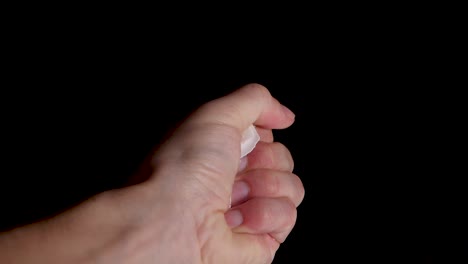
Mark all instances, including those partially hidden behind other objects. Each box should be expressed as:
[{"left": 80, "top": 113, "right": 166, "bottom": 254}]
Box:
[
  {"left": 0, "top": 218, "right": 87, "bottom": 263},
  {"left": 0, "top": 194, "right": 123, "bottom": 264},
  {"left": 0, "top": 187, "right": 195, "bottom": 264}
]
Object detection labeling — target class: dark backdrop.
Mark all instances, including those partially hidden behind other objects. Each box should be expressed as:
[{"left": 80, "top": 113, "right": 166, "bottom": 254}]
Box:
[{"left": 1, "top": 30, "right": 466, "bottom": 263}]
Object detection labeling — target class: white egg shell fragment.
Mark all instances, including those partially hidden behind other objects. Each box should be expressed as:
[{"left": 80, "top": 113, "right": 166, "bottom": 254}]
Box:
[{"left": 240, "top": 125, "right": 260, "bottom": 158}]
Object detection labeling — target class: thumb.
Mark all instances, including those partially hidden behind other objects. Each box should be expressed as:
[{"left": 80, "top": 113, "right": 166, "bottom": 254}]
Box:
[{"left": 148, "top": 83, "right": 295, "bottom": 206}]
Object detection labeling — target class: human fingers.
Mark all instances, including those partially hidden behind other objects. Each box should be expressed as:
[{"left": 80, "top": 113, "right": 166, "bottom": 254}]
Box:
[
  {"left": 256, "top": 127, "right": 274, "bottom": 143},
  {"left": 186, "top": 83, "right": 295, "bottom": 133},
  {"left": 239, "top": 141, "right": 294, "bottom": 173},
  {"left": 225, "top": 197, "right": 297, "bottom": 244},
  {"left": 155, "top": 83, "right": 295, "bottom": 166},
  {"left": 149, "top": 84, "right": 295, "bottom": 202},
  {"left": 231, "top": 169, "right": 304, "bottom": 207}
]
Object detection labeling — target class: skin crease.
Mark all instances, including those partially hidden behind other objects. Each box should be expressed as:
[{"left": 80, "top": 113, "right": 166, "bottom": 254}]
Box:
[{"left": 0, "top": 83, "right": 305, "bottom": 264}]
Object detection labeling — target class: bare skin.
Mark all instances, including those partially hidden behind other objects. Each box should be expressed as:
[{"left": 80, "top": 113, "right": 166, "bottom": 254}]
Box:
[{"left": 0, "top": 83, "right": 304, "bottom": 264}]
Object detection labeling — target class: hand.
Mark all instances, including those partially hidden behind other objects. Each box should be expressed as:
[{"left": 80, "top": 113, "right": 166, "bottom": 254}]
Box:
[{"left": 0, "top": 83, "right": 304, "bottom": 264}]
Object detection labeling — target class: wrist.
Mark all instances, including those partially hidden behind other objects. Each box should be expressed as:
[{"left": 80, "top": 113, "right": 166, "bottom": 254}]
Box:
[{"left": 89, "top": 185, "right": 199, "bottom": 263}]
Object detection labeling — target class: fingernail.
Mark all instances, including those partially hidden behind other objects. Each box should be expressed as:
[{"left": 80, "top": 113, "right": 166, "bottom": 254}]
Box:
[
  {"left": 281, "top": 104, "right": 295, "bottom": 119},
  {"left": 225, "top": 209, "right": 243, "bottom": 228},
  {"left": 231, "top": 181, "right": 249, "bottom": 205},
  {"left": 238, "top": 157, "right": 248, "bottom": 172}
]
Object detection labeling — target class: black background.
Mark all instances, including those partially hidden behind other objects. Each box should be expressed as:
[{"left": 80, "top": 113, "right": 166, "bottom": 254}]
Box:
[{"left": 1, "top": 14, "right": 466, "bottom": 263}]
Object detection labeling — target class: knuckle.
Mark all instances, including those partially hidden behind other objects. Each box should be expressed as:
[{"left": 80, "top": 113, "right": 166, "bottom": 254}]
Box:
[
  {"left": 272, "top": 142, "right": 294, "bottom": 171},
  {"left": 291, "top": 174, "right": 305, "bottom": 206},
  {"left": 245, "top": 83, "right": 271, "bottom": 97}
]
